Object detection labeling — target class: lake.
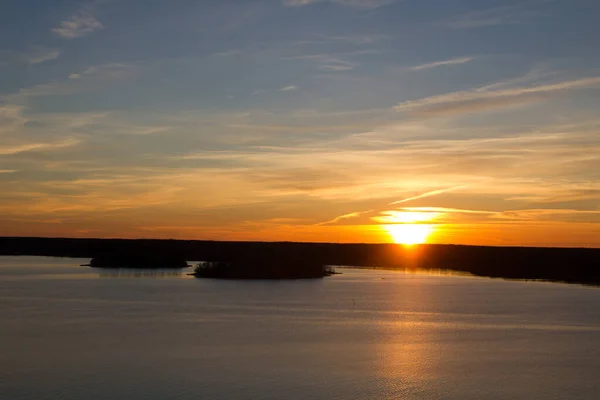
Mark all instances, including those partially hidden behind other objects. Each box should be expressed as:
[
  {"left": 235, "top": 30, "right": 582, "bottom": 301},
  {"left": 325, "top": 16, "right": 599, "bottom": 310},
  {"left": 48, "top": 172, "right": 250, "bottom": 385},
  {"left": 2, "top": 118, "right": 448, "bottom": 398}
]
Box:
[{"left": 1, "top": 256, "right": 599, "bottom": 399}]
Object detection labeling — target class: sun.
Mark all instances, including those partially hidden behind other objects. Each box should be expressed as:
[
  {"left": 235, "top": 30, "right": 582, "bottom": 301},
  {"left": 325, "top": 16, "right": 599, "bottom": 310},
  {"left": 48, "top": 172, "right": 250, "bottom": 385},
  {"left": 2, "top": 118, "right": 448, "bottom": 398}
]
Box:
[
  {"left": 374, "top": 210, "right": 440, "bottom": 245},
  {"left": 384, "top": 224, "right": 434, "bottom": 245}
]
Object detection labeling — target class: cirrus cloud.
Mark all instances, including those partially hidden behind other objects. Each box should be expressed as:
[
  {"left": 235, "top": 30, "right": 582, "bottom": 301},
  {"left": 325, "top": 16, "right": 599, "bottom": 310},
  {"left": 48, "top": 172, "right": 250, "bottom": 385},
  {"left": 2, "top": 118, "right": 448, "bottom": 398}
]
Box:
[
  {"left": 394, "top": 76, "right": 600, "bottom": 117},
  {"left": 283, "top": 0, "right": 395, "bottom": 9},
  {"left": 52, "top": 5, "right": 104, "bottom": 39}
]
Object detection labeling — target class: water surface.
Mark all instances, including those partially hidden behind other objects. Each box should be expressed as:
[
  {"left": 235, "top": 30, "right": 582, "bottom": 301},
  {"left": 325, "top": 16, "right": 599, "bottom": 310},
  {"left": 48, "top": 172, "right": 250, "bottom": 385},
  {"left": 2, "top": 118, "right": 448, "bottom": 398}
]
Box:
[{"left": 1, "top": 256, "right": 599, "bottom": 399}]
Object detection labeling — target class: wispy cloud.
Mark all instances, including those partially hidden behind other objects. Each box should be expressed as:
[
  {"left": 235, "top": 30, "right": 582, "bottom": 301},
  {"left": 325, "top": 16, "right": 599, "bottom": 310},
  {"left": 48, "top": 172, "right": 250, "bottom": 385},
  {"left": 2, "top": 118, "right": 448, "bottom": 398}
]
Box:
[
  {"left": 281, "top": 85, "right": 298, "bottom": 91},
  {"left": 394, "top": 76, "right": 600, "bottom": 117},
  {"left": 213, "top": 50, "right": 244, "bottom": 57},
  {"left": 68, "top": 63, "right": 137, "bottom": 81},
  {"left": 286, "top": 50, "right": 377, "bottom": 72},
  {"left": 284, "top": 0, "right": 395, "bottom": 9},
  {"left": 318, "top": 60, "right": 355, "bottom": 71},
  {"left": 0, "top": 105, "right": 28, "bottom": 135},
  {"left": 369, "top": 206, "right": 600, "bottom": 227},
  {"left": 475, "top": 64, "right": 558, "bottom": 92},
  {"left": 402, "top": 207, "right": 495, "bottom": 215},
  {"left": 371, "top": 210, "right": 442, "bottom": 224},
  {"left": 492, "top": 208, "right": 600, "bottom": 222},
  {"left": 26, "top": 48, "right": 61, "bottom": 65},
  {"left": 52, "top": 4, "right": 104, "bottom": 39},
  {"left": 0, "top": 139, "right": 80, "bottom": 156},
  {"left": 317, "top": 209, "right": 374, "bottom": 225},
  {"left": 10, "top": 63, "right": 138, "bottom": 100},
  {"left": 409, "top": 57, "right": 473, "bottom": 71},
  {"left": 438, "top": 1, "right": 551, "bottom": 30},
  {"left": 0, "top": 47, "right": 60, "bottom": 66},
  {"left": 507, "top": 189, "right": 600, "bottom": 205},
  {"left": 297, "top": 33, "right": 385, "bottom": 46},
  {"left": 290, "top": 54, "right": 356, "bottom": 71},
  {"left": 390, "top": 186, "right": 465, "bottom": 205}
]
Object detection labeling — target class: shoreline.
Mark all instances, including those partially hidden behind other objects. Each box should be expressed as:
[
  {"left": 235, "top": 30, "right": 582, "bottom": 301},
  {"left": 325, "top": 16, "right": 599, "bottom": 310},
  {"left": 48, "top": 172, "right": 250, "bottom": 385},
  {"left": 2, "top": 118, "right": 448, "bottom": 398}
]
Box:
[{"left": 1, "top": 237, "right": 599, "bottom": 286}]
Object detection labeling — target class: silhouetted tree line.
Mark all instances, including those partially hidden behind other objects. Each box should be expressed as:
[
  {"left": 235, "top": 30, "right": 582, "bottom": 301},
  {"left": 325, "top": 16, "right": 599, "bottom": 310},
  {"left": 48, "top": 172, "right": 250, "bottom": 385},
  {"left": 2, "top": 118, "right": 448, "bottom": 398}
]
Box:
[{"left": 0, "top": 237, "right": 599, "bottom": 285}]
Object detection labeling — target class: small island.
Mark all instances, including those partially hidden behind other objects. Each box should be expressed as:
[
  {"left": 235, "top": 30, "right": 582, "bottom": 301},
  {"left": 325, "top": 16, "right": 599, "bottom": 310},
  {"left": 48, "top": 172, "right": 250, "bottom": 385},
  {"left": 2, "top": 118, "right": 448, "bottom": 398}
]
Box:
[
  {"left": 192, "top": 258, "right": 335, "bottom": 280},
  {"left": 86, "top": 253, "right": 189, "bottom": 269}
]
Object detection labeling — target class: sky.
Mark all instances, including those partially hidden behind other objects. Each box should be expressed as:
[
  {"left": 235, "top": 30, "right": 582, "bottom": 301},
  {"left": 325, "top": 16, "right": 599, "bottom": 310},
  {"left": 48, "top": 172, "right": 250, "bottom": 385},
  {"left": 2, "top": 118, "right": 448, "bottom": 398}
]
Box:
[{"left": 1, "top": 0, "right": 600, "bottom": 247}]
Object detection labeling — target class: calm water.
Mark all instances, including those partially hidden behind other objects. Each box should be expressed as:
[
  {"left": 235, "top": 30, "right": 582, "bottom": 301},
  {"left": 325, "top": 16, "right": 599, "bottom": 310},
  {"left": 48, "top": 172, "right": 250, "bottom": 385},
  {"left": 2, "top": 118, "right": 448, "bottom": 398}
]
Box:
[{"left": 1, "top": 257, "right": 599, "bottom": 399}]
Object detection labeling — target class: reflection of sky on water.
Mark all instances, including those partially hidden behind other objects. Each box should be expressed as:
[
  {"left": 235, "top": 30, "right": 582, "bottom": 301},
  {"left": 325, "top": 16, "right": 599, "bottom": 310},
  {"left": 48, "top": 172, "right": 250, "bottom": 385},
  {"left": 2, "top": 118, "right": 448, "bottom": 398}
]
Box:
[{"left": 1, "top": 257, "right": 600, "bottom": 399}]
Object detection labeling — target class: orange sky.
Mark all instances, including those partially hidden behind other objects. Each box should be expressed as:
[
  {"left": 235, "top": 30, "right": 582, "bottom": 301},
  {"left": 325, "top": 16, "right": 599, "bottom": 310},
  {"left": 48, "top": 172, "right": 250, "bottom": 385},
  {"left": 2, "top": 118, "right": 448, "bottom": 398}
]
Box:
[{"left": 2, "top": 214, "right": 600, "bottom": 248}]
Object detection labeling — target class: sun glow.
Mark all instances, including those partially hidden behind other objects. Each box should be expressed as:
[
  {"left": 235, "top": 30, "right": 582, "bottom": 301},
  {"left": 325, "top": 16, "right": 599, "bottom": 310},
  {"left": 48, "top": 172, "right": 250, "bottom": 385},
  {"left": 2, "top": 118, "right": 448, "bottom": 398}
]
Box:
[
  {"left": 374, "top": 210, "right": 440, "bottom": 245},
  {"left": 384, "top": 224, "right": 434, "bottom": 245},
  {"left": 373, "top": 210, "right": 441, "bottom": 224}
]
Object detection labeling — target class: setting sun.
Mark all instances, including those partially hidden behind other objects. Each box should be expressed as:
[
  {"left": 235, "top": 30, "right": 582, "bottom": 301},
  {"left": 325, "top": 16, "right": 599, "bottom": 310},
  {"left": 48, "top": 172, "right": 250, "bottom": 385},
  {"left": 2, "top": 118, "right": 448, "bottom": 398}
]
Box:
[
  {"left": 376, "top": 210, "right": 439, "bottom": 245},
  {"left": 384, "top": 224, "right": 434, "bottom": 245}
]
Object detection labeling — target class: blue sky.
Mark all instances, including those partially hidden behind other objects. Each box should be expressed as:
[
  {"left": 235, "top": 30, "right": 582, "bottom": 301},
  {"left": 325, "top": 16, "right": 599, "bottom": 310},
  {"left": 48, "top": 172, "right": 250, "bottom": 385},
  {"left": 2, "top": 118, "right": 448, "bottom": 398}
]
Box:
[{"left": 1, "top": 0, "right": 600, "bottom": 245}]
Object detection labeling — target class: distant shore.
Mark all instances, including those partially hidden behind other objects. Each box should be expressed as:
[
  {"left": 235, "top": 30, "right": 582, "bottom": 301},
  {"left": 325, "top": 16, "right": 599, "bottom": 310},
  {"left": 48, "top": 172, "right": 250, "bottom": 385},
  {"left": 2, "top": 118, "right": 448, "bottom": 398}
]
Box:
[{"left": 1, "top": 237, "right": 599, "bottom": 286}]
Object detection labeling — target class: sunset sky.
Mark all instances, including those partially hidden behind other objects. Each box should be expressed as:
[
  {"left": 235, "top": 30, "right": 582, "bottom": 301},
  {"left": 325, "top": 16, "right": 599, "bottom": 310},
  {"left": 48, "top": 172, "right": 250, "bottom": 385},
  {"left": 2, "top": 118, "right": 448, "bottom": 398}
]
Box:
[{"left": 1, "top": 0, "right": 599, "bottom": 246}]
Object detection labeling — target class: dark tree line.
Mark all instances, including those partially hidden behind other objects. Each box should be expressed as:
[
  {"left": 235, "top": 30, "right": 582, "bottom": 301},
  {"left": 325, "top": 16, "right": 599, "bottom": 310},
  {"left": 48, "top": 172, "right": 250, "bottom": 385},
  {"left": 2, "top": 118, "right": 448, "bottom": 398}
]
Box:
[{"left": 1, "top": 237, "right": 599, "bottom": 285}]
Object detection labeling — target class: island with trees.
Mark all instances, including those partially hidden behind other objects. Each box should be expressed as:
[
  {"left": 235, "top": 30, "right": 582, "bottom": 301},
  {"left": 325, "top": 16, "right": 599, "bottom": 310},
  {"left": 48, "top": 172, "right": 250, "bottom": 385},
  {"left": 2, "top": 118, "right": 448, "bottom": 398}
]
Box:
[{"left": 192, "top": 259, "right": 335, "bottom": 279}]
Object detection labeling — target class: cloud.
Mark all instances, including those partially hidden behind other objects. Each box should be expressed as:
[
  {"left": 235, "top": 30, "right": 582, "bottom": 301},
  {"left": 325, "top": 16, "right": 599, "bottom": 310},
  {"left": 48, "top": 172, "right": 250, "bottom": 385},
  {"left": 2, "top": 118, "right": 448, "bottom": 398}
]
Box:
[
  {"left": 0, "top": 139, "right": 80, "bottom": 156},
  {"left": 319, "top": 61, "right": 355, "bottom": 71},
  {"left": 286, "top": 53, "right": 361, "bottom": 72},
  {"left": 213, "top": 50, "right": 243, "bottom": 57},
  {"left": 492, "top": 209, "right": 600, "bottom": 222},
  {"left": 409, "top": 57, "right": 473, "bottom": 71},
  {"left": 317, "top": 209, "right": 374, "bottom": 225},
  {"left": 371, "top": 210, "right": 442, "bottom": 224},
  {"left": 0, "top": 47, "right": 61, "bottom": 66},
  {"left": 507, "top": 189, "right": 600, "bottom": 205},
  {"left": 394, "top": 76, "right": 600, "bottom": 117},
  {"left": 284, "top": 49, "right": 377, "bottom": 74},
  {"left": 368, "top": 206, "right": 600, "bottom": 227},
  {"left": 290, "top": 54, "right": 357, "bottom": 71},
  {"left": 438, "top": 1, "right": 551, "bottom": 30},
  {"left": 21, "top": 47, "right": 60, "bottom": 65},
  {"left": 284, "top": 0, "right": 395, "bottom": 9},
  {"left": 68, "top": 63, "right": 137, "bottom": 81},
  {"left": 401, "top": 207, "right": 496, "bottom": 215},
  {"left": 248, "top": 167, "right": 354, "bottom": 193},
  {"left": 27, "top": 48, "right": 61, "bottom": 65},
  {"left": 281, "top": 85, "right": 298, "bottom": 91},
  {"left": 9, "top": 63, "right": 138, "bottom": 100},
  {"left": 413, "top": 96, "right": 543, "bottom": 116},
  {"left": 0, "top": 105, "right": 28, "bottom": 134},
  {"left": 284, "top": 0, "right": 316, "bottom": 6},
  {"left": 297, "top": 34, "right": 385, "bottom": 46},
  {"left": 390, "top": 186, "right": 465, "bottom": 205},
  {"left": 52, "top": 5, "right": 104, "bottom": 38}
]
